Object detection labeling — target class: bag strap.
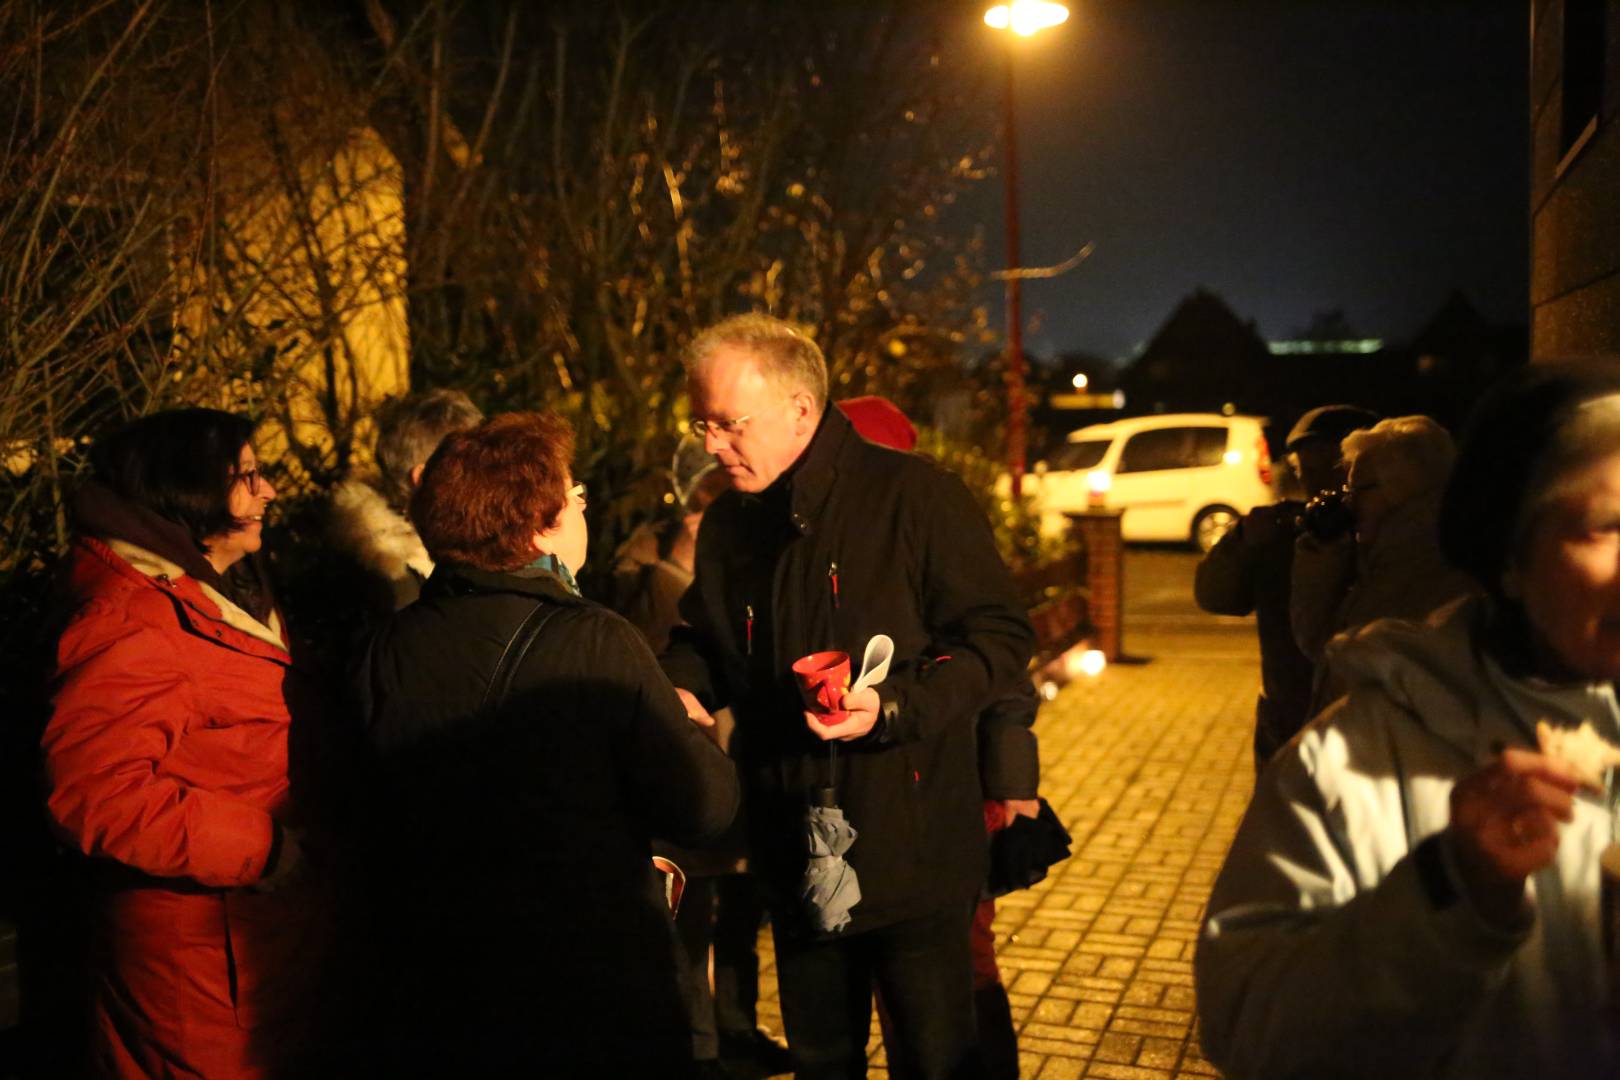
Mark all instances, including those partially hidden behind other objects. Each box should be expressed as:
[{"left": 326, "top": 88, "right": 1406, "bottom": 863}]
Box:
[{"left": 479, "top": 601, "right": 561, "bottom": 716}]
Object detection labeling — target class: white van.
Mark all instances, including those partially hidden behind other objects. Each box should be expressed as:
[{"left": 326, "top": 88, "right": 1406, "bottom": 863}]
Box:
[{"left": 1026, "top": 413, "right": 1275, "bottom": 551}]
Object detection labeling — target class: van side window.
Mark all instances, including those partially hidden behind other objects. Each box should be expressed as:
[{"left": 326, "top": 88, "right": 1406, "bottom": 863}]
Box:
[{"left": 1117, "top": 426, "right": 1226, "bottom": 473}]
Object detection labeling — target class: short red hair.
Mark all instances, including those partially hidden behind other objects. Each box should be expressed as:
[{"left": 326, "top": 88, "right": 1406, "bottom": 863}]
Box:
[{"left": 411, "top": 412, "right": 575, "bottom": 572}]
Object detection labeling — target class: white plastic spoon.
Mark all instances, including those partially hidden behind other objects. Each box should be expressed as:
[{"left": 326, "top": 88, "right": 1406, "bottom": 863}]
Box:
[{"left": 850, "top": 634, "right": 895, "bottom": 693}]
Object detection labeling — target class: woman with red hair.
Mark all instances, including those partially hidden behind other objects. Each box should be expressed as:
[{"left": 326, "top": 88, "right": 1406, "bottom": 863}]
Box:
[{"left": 352, "top": 411, "right": 739, "bottom": 1074}]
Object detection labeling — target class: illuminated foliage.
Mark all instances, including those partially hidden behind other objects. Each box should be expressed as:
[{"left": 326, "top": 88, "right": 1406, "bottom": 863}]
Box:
[
  {"left": 0, "top": 1, "right": 1003, "bottom": 660},
  {"left": 368, "top": 3, "right": 999, "bottom": 571}
]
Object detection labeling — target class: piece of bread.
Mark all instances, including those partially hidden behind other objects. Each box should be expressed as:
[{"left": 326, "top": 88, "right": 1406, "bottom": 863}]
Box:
[{"left": 1536, "top": 720, "right": 1620, "bottom": 791}]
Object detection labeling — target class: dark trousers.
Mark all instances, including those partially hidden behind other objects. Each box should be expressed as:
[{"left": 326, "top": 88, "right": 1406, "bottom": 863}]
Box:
[
  {"left": 674, "top": 873, "right": 770, "bottom": 1060},
  {"left": 968, "top": 898, "right": 1019, "bottom": 1080},
  {"left": 773, "top": 899, "right": 982, "bottom": 1080}
]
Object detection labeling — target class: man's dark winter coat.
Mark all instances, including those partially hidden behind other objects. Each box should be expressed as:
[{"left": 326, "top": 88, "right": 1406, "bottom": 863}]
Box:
[
  {"left": 1193, "top": 502, "right": 1316, "bottom": 763},
  {"left": 662, "top": 406, "right": 1035, "bottom": 938},
  {"left": 353, "top": 565, "right": 739, "bottom": 1072}
]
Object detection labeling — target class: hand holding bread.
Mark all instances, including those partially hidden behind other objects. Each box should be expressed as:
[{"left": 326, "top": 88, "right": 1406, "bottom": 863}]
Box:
[{"left": 1445, "top": 747, "right": 1581, "bottom": 926}]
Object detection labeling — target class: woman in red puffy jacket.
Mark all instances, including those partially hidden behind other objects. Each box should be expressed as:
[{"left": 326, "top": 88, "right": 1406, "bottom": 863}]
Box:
[{"left": 41, "top": 408, "right": 325, "bottom": 1078}]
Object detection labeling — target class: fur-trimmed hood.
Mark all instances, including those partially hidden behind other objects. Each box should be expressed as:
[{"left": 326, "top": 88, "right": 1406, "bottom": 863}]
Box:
[{"left": 330, "top": 480, "right": 434, "bottom": 585}]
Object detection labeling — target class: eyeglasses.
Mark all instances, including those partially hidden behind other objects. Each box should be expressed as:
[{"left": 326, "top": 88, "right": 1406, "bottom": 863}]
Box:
[
  {"left": 232, "top": 467, "right": 263, "bottom": 496},
  {"left": 568, "top": 482, "right": 587, "bottom": 506},
  {"left": 690, "top": 414, "right": 752, "bottom": 438}
]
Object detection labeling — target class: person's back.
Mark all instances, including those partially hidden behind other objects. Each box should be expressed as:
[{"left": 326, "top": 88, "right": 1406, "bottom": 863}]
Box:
[{"left": 349, "top": 412, "right": 737, "bottom": 1075}]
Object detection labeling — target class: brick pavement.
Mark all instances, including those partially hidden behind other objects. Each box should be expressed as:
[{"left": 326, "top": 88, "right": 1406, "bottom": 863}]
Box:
[{"left": 750, "top": 586, "right": 1261, "bottom": 1078}]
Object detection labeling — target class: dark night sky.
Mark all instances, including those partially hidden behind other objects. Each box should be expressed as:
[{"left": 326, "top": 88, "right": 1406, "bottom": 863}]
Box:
[{"left": 956, "top": 1, "right": 1529, "bottom": 363}]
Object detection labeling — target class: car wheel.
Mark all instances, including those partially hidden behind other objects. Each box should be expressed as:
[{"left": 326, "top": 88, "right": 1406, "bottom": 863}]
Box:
[{"left": 1192, "top": 505, "right": 1240, "bottom": 553}]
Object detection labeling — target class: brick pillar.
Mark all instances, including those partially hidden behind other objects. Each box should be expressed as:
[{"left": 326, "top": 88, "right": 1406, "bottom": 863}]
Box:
[{"left": 1069, "top": 510, "right": 1124, "bottom": 661}]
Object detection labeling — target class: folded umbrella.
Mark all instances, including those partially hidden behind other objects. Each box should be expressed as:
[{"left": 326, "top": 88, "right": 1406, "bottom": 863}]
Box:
[
  {"left": 802, "top": 787, "right": 861, "bottom": 933},
  {"left": 985, "top": 798, "right": 1072, "bottom": 899}
]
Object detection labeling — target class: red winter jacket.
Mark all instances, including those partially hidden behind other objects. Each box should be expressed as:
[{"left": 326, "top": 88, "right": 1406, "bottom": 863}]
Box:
[
  {"left": 44, "top": 536, "right": 293, "bottom": 884},
  {"left": 43, "top": 536, "right": 320, "bottom": 1078}
]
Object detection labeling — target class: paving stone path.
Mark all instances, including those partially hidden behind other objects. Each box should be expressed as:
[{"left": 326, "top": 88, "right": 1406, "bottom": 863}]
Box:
[{"left": 752, "top": 551, "right": 1261, "bottom": 1078}]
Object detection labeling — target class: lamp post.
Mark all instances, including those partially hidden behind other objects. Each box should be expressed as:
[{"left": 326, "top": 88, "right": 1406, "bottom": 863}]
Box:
[{"left": 984, "top": 0, "right": 1068, "bottom": 497}]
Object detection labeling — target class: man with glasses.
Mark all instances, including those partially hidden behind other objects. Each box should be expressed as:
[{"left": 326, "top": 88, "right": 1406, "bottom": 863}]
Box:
[{"left": 661, "top": 313, "right": 1034, "bottom": 1078}]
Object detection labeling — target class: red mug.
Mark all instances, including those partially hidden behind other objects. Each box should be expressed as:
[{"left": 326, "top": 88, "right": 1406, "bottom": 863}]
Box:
[{"left": 792, "top": 650, "right": 851, "bottom": 724}]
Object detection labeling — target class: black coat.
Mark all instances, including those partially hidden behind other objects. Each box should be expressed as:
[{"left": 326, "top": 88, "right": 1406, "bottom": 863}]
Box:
[
  {"left": 351, "top": 565, "right": 739, "bottom": 1072},
  {"left": 663, "top": 406, "right": 1035, "bottom": 937}
]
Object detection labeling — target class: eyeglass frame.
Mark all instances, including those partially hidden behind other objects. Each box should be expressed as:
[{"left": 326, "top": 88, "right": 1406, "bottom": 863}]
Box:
[
  {"left": 231, "top": 467, "right": 264, "bottom": 496},
  {"left": 568, "top": 481, "right": 587, "bottom": 505},
  {"left": 689, "top": 414, "right": 753, "bottom": 438}
]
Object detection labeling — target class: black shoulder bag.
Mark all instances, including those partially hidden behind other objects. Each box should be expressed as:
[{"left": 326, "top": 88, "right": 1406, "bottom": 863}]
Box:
[{"left": 479, "top": 601, "right": 561, "bottom": 715}]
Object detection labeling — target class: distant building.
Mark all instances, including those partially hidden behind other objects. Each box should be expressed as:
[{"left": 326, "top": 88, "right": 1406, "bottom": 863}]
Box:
[
  {"left": 1118, "top": 288, "right": 1275, "bottom": 415},
  {"left": 1120, "top": 288, "right": 1522, "bottom": 437},
  {"left": 1529, "top": 0, "right": 1620, "bottom": 361}
]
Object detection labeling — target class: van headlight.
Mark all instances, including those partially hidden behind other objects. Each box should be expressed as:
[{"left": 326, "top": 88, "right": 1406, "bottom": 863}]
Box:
[{"left": 1087, "top": 470, "right": 1112, "bottom": 494}]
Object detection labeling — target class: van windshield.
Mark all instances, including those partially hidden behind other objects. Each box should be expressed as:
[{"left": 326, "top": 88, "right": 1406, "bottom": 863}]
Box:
[{"left": 1050, "top": 439, "right": 1112, "bottom": 472}]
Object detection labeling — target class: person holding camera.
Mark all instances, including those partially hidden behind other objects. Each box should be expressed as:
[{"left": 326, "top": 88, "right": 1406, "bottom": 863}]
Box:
[
  {"left": 1195, "top": 405, "right": 1377, "bottom": 765},
  {"left": 1289, "top": 415, "right": 1478, "bottom": 670}
]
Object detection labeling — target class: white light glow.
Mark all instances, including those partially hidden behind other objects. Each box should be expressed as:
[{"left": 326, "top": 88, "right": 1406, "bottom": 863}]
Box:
[
  {"left": 1079, "top": 649, "right": 1107, "bottom": 677},
  {"left": 1267, "top": 339, "right": 1384, "bottom": 355},
  {"left": 1039, "top": 680, "right": 1060, "bottom": 701},
  {"left": 985, "top": 1, "right": 1069, "bottom": 36},
  {"left": 1071, "top": 372, "right": 1089, "bottom": 390},
  {"left": 1087, "top": 469, "right": 1111, "bottom": 494},
  {"left": 1222, "top": 449, "right": 1242, "bottom": 465}
]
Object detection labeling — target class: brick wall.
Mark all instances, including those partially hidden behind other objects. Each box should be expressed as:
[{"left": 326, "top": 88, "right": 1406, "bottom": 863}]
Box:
[
  {"left": 1071, "top": 511, "right": 1124, "bottom": 661},
  {"left": 1529, "top": 0, "right": 1620, "bottom": 361}
]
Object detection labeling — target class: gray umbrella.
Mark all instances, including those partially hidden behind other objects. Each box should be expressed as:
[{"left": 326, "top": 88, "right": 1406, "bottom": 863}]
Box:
[{"left": 802, "top": 787, "right": 861, "bottom": 933}]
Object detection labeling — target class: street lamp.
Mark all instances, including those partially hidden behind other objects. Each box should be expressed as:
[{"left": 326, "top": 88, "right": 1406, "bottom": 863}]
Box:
[
  {"left": 984, "top": 1, "right": 1069, "bottom": 36},
  {"left": 984, "top": 1, "right": 1069, "bottom": 497}
]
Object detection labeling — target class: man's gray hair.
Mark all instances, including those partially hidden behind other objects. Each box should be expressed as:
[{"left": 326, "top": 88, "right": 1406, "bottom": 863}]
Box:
[
  {"left": 686, "top": 313, "right": 829, "bottom": 411},
  {"left": 375, "top": 388, "right": 484, "bottom": 509}
]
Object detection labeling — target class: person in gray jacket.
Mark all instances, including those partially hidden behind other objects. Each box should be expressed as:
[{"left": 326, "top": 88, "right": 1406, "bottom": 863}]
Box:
[{"left": 1196, "top": 365, "right": 1620, "bottom": 1078}]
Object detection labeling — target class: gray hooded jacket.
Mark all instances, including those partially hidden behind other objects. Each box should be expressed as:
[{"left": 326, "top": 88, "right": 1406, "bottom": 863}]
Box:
[{"left": 1198, "top": 597, "right": 1620, "bottom": 1078}]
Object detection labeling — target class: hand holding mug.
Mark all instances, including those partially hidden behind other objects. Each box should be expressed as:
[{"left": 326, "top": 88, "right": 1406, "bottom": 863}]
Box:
[
  {"left": 807, "top": 686, "right": 881, "bottom": 742},
  {"left": 792, "top": 651, "right": 851, "bottom": 723}
]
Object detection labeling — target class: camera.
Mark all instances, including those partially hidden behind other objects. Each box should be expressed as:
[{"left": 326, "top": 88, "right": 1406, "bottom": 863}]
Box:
[{"left": 1300, "top": 486, "right": 1356, "bottom": 542}]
